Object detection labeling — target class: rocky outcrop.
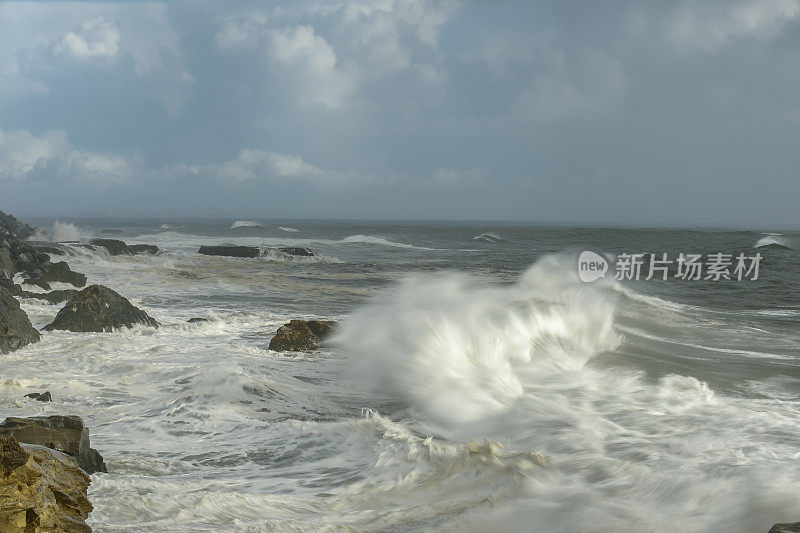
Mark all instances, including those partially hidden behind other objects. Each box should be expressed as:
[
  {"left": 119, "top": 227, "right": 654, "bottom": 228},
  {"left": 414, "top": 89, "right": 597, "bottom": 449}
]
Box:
[
  {"left": 129, "top": 244, "right": 160, "bottom": 255},
  {"left": 268, "top": 320, "right": 337, "bottom": 352},
  {"left": 31, "top": 261, "right": 87, "bottom": 288},
  {"left": 88, "top": 238, "right": 131, "bottom": 256},
  {"left": 1, "top": 278, "right": 77, "bottom": 305},
  {"left": 0, "top": 416, "right": 107, "bottom": 474},
  {"left": 0, "top": 435, "right": 93, "bottom": 532},
  {"left": 770, "top": 524, "right": 800, "bottom": 533},
  {"left": 24, "top": 391, "right": 52, "bottom": 402},
  {"left": 199, "top": 245, "right": 260, "bottom": 258},
  {"left": 0, "top": 211, "right": 36, "bottom": 240},
  {"left": 44, "top": 284, "right": 158, "bottom": 332},
  {"left": 277, "top": 246, "right": 315, "bottom": 257},
  {"left": 0, "top": 287, "right": 40, "bottom": 354}
]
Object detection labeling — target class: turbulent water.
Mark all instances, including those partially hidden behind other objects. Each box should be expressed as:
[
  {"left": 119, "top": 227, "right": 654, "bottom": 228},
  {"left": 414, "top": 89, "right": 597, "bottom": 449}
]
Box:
[{"left": 2, "top": 219, "right": 799, "bottom": 532}]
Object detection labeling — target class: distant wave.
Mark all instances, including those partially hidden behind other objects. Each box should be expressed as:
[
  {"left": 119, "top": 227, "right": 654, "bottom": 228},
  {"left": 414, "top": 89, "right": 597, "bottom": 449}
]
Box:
[
  {"left": 278, "top": 227, "right": 300, "bottom": 233},
  {"left": 754, "top": 236, "right": 792, "bottom": 249},
  {"left": 160, "top": 224, "right": 176, "bottom": 230},
  {"left": 473, "top": 232, "right": 506, "bottom": 243},
  {"left": 341, "top": 235, "right": 436, "bottom": 250},
  {"left": 231, "top": 220, "right": 262, "bottom": 229},
  {"left": 261, "top": 248, "right": 341, "bottom": 263}
]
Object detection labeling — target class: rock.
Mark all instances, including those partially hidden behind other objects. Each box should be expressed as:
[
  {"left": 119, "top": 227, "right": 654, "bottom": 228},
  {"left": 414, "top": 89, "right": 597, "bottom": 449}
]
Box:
[
  {"left": 276, "top": 247, "right": 315, "bottom": 257},
  {"left": 33, "top": 262, "right": 87, "bottom": 289},
  {"left": 88, "top": 238, "right": 131, "bottom": 256},
  {"left": 24, "top": 391, "right": 52, "bottom": 402},
  {"left": 198, "top": 245, "right": 260, "bottom": 258},
  {"left": 23, "top": 277, "right": 51, "bottom": 291},
  {"left": 100, "top": 229, "right": 124, "bottom": 235},
  {"left": 0, "top": 210, "right": 36, "bottom": 240},
  {"left": 268, "top": 320, "right": 337, "bottom": 352},
  {"left": 44, "top": 284, "right": 159, "bottom": 332},
  {"left": 32, "top": 244, "right": 67, "bottom": 256},
  {"left": 0, "top": 287, "right": 40, "bottom": 354},
  {"left": 0, "top": 435, "right": 93, "bottom": 532},
  {"left": 129, "top": 244, "right": 160, "bottom": 255},
  {"left": 187, "top": 317, "right": 209, "bottom": 323},
  {"left": 0, "top": 247, "right": 16, "bottom": 278},
  {"left": 0, "top": 416, "right": 107, "bottom": 474},
  {"left": 770, "top": 524, "right": 800, "bottom": 533},
  {"left": 26, "top": 289, "right": 78, "bottom": 305}
]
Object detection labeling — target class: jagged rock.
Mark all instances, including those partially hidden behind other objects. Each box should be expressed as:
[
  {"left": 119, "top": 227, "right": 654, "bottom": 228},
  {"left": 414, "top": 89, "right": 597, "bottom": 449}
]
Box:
[
  {"left": 268, "top": 320, "right": 337, "bottom": 352},
  {"left": 0, "top": 211, "right": 36, "bottom": 240},
  {"left": 27, "top": 289, "right": 78, "bottom": 305},
  {"left": 88, "top": 238, "right": 131, "bottom": 256},
  {"left": 187, "top": 317, "right": 209, "bottom": 323},
  {"left": 0, "top": 416, "right": 107, "bottom": 474},
  {"left": 0, "top": 287, "right": 40, "bottom": 354},
  {"left": 199, "top": 245, "right": 260, "bottom": 258},
  {"left": 770, "top": 524, "right": 800, "bottom": 533},
  {"left": 33, "top": 262, "right": 87, "bottom": 288},
  {"left": 276, "top": 247, "right": 315, "bottom": 257},
  {"left": 0, "top": 435, "right": 93, "bottom": 532},
  {"left": 32, "top": 244, "right": 67, "bottom": 256},
  {"left": 24, "top": 392, "right": 52, "bottom": 402},
  {"left": 129, "top": 244, "right": 160, "bottom": 255},
  {"left": 44, "top": 284, "right": 158, "bottom": 332},
  {"left": 23, "top": 277, "right": 51, "bottom": 291},
  {"left": 0, "top": 247, "right": 16, "bottom": 278}
]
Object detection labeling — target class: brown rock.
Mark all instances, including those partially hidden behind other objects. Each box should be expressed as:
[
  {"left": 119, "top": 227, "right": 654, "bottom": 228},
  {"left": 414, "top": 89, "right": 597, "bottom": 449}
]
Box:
[
  {"left": 43, "top": 284, "right": 158, "bottom": 332},
  {"left": 268, "top": 319, "right": 336, "bottom": 352}
]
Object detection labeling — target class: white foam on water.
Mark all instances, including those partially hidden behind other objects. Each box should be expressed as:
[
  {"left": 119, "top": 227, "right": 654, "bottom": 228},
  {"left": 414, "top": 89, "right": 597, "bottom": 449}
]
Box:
[{"left": 231, "top": 220, "right": 262, "bottom": 229}]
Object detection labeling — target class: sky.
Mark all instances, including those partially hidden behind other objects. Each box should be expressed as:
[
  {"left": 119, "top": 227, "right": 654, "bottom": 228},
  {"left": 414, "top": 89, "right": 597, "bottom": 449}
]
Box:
[{"left": 1, "top": 0, "right": 799, "bottom": 226}]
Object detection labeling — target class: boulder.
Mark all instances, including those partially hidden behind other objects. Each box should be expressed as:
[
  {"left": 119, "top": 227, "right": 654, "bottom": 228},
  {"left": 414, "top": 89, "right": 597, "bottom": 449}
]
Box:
[
  {"left": 43, "top": 284, "right": 159, "bottom": 332},
  {"left": 129, "top": 244, "right": 160, "bottom": 255},
  {"left": 34, "top": 262, "right": 87, "bottom": 288},
  {"left": 88, "top": 238, "right": 131, "bottom": 256},
  {"left": 24, "top": 391, "right": 52, "bottom": 402},
  {"left": 276, "top": 247, "right": 315, "bottom": 257},
  {"left": 268, "top": 320, "right": 337, "bottom": 352},
  {"left": 199, "top": 245, "right": 260, "bottom": 258},
  {"left": 187, "top": 317, "right": 210, "bottom": 324},
  {"left": 0, "top": 287, "right": 40, "bottom": 354},
  {"left": 0, "top": 247, "right": 16, "bottom": 278},
  {"left": 770, "top": 524, "right": 800, "bottom": 533},
  {"left": 0, "top": 435, "right": 93, "bottom": 532},
  {"left": 0, "top": 416, "right": 107, "bottom": 474}
]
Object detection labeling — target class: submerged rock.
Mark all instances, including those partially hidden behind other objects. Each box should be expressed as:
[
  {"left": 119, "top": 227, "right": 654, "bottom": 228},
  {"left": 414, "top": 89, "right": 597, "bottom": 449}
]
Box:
[
  {"left": 268, "top": 320, "right": 337, "bottom": 352},
  {"left": 129, "top": 244, "right": 160, "bottom": 255},
  {"left": 770, "top": 524, "right": 800, "bottom": 533},
  {"left": 199, "top": 245, "right": 260, "bottom": 258},
  {"left": 187, "top": 317, "right": 210, "bottom": 324},
  {"left": 0, "top": 435, "right": 93, "bottom": 532},
  {"left": 24, "top": 391, "right": 52, "bottom": 402},
  {"left": 0, "top": 416, "right": 107, "bottom": 474},
  {"left": 0, "top": 287, "right": 40, "bottom": 354},
  {"left": 88, "top": 238, "right": 131, "bottom": 256},
  {"left": 43, "top": 284, "right": 159, "bottom": 332}
]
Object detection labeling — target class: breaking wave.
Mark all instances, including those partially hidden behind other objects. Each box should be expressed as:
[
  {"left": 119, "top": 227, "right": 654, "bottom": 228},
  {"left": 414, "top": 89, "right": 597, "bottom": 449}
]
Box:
[
  {"left": 341, "top": 235, "right": 436, "bottom": 250},
  {"left": 754, "top": 235, "right": 792, "bottom": 249},
  {"left": 231, "top": 220, "right": 262, "bottom": 229},
  {"left": 278, "top": 227, "right": 300, "bottom": 233}
]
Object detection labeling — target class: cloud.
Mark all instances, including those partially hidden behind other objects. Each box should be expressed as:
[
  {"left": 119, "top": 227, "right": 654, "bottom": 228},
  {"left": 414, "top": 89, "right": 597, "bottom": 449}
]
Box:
[
  {"left": 217, "top": 148, "right": 352, "bottom": 183},
  {"left": 51, "top": 17, "right": 120, "bottom": 59},
  {"left": 0, "top": 128, "right": 138, "bottom": 185},
  {"left": 667, "top": 0, "right": 800, "bottom": 51}
]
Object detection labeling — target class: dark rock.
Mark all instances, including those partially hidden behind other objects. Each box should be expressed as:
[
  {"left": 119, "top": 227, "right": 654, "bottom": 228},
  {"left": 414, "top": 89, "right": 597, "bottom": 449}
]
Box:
[
  {"left": 0, "top": 416, "right": 107, "bottom": 474},
  {"left": 24, "top": 391, "right": 52, "bottom": 402},
  {"left": 0, "top": 210, "right": 36, "bottom": 240},
  {"left": 32, "top": 244, "right": 67, "bottom": 256},
  {"left": 44, "top": 284, "right": 159, "bottom": 332},
  {"left": 0, "top": 247, "right": 16, "bottom": 278},
  {"left": 129, "top": 244, "right": 160, "bottom": 255},
  {"left": 28, "top": 289, "right": 78, "bottom": 305},
  {"left": 268, "top": 319, "right": 337, "bottom": 352},
  {"left": 0, "top": 287, "right": 40, "bottom": 354},
  {"left": 100, "top": 229, "right": 124, "bottom": 235},
  {"left": 199, "top": 245, "right": 260, "bottom": 258},
  {"left": 770, "top": 524, "right": 800, "bottom": 533},
  {"left": 33, "top": 261, "right": 87, "bottom": 288},
  {"left": 187, "top": 317, "right": 210, "bottom": 323},
  {"left": 276, "top": 247, "right": 315, "bottom": 257},
  {"left": 88, "top": 238, "right": 132, "bottom": 256},
  {"left": 23, "top": 277, "right": 51, "bottom": 291},
  {"left": 0, "top": 435, "right": 94, "bottom": 532}
]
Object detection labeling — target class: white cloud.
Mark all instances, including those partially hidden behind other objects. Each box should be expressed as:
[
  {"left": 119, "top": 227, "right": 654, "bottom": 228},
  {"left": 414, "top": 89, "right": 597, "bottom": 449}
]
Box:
[
  {"left": 0, "top": 128, "right": 137, "bottom": 185},
  {"left": 217, "top": 148, "right": 332, "bottom": 182},
  {"left": 668, "top": 0, "right": 800, "bottom": 51},
  {"left": 51, "top": 17, "right": 120, "bottom": 59}
]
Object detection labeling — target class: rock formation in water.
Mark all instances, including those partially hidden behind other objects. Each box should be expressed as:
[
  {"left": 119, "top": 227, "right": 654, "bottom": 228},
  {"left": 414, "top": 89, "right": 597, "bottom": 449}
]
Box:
[
  {"left": 44, "top": 284, "right": 159, "bottom": 332},
  {"left": 269, "top": 320, "right": 337, "bottom": 351},
  {"left": 0, "top": 287, "right": 40, "bottom": 354}
]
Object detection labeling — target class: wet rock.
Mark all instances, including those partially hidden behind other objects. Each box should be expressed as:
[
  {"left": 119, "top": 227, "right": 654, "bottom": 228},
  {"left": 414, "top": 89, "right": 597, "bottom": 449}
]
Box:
[
  {"left": 24, "top": 391, "right": 52, "bottom": 402},
  {"left": 198, "top": 245, "right": 260, "bottom": 258},
  {"left": 276, "top": 247, "right": 315, "bottom": 257},
  {"left": 268, "top": 319, "right": 337, "bottom": 352},
  {"left": 187, "top": 317, "right": 210, "bottom": 323},
  {"left": 0, "top": 211, "right": 36, "bottom": 240},
  {"left": 129, "top": 244, "right": 160, "bottom": 255},
  {"left": 0, "top": 247, "right": 16, "bottom": 278},
  {"left": 0, "top": 416, "right": 107, "bottom": 474},
  {"left": 0, "top": 287, "right": 40, "bottom": 354},
  {"left": 44, "top": 284, "right": 159, "bottom": 332},
  {"left": 0, "top": 435, "right": 93, "bottom": 532},
  {"left": 32, "top": 244, "right": 67, "bottom": 256},
  {"left": 27, "top": 289, "right": 78, "bottom": 305},
  {"left": 34, "top": 262, "right": 87, "bottom": 288},
  {"left": 770, "top": 524, "right": 800, "bottom": 533},
  {"left": 88, "top": 238, "right": 132, "bottom": 256}
]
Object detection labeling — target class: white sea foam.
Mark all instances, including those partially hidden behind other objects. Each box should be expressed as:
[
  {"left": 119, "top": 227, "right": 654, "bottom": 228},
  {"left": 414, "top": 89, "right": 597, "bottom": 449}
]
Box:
[
  {"left": 230, "top": 220, "right": 263, "bottom": 229},
  {"left": 278, "top": 226, "right": 300, "bottom": 233},
  {"left": 341, "top": 234, "right": 436, "bottom": 250},
  {"left": 755, "top": 235, "right": 792, "bottom": 249},
  {"left": 473, "top": 232, "right": 506, "bottom": 242},
  {"left": 50, "top": 220, "right": 86, "bottom": 242}
]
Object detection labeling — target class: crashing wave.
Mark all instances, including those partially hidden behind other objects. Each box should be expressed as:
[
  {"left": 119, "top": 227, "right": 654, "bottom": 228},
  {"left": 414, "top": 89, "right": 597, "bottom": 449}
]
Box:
[
  {"left": 341, "top": 234, "right": 436, "bottom": 250},
  {"left": 754, "top": 236, "right": 792, "bottom": 249},
  {"left": 231, "top": 220, "right": 263, "bottom": 229},
  {"left": 278, "top": 227, "right": 300, "bottom": 233},
  {"left": 473, "top": 232, "right": 506, "bottom": 243}
]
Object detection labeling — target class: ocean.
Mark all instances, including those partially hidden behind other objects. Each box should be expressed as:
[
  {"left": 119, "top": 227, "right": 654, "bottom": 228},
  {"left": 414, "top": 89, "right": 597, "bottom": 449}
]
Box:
[{"left": 1, "top": 218, "right": 799, "bottom": 532}]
